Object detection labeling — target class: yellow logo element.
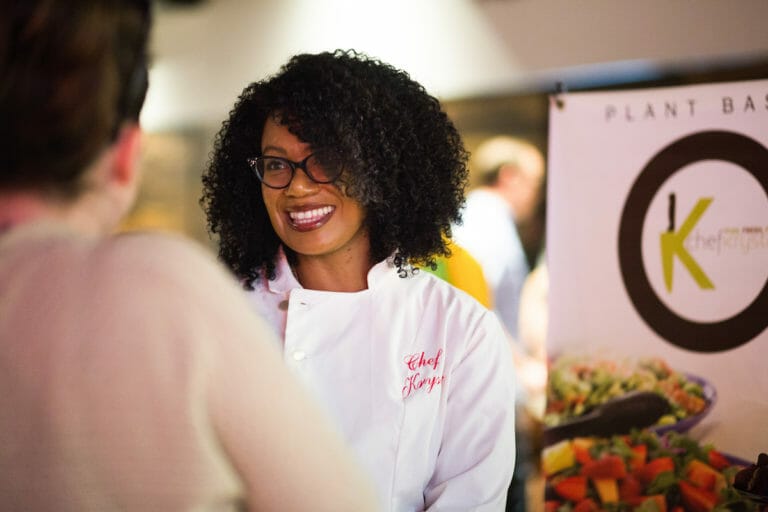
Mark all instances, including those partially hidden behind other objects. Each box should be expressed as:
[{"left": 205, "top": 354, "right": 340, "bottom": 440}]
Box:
[{"left": 660, "top": 197, "right": 715, "bottom": 292}]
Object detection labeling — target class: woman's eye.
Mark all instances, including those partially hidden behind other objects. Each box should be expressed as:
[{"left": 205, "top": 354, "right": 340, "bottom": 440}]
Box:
[{"left": 265, "top": 159, "right": 288, "bottom": 171}]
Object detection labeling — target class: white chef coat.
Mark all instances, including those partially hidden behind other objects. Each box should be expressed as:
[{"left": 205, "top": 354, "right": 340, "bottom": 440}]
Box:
[{"left": 246, "top": 249, "right": 517, "bottom": 511}]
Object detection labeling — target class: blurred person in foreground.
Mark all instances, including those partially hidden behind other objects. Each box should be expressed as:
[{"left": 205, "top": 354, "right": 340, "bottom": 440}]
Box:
[
  {"left": 201, "top": 49, "right": 516, "bottom": 511},
  {"left": 0, "top": 2, "right": 377, "bottom": 510}
]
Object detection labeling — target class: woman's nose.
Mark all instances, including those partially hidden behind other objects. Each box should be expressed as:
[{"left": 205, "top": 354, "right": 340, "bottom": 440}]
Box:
[{"left": 284, "top": 166, "right": 319, "bottom": 196}]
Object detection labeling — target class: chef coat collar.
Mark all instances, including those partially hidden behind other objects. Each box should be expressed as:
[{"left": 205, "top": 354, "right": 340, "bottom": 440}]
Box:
[{"left": 264, "top": 245, "right": 398, "bottom": 294}]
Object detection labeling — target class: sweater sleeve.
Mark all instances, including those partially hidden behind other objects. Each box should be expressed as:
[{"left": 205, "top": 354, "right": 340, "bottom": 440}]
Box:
[{"left": 115, "top": 233, "right": 380, "bottom": 511}]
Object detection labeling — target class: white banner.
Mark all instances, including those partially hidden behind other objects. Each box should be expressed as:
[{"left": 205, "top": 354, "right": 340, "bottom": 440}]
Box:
[{"left": 546, "top": 78, "right": 768, "bottom": 459}]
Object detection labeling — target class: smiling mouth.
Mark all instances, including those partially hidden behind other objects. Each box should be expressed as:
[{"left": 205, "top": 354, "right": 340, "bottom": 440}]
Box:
[{"left": 287, "top": 206, "right": 335, "bottom": 231}]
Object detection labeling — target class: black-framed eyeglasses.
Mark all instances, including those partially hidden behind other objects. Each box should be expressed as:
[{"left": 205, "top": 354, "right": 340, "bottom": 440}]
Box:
[{"left": 247, "top": 151, "right": 344, "bottom": 189}]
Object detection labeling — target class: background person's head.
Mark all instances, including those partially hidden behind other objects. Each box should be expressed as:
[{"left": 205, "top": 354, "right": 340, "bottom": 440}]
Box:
[
  {"left": 471, "top": 135, "right": 545, "bottom": 226},
  {"left": 202, "top": 49, "right": 469, "bottom": 286},
  {"left": 0, "top": 0, "right": 151, "bottom": 230}
]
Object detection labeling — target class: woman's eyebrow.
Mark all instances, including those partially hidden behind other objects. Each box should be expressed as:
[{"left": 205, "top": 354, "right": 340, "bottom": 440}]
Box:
[{"left": 261, "top": 145, "right": 287, "bottom": 155}]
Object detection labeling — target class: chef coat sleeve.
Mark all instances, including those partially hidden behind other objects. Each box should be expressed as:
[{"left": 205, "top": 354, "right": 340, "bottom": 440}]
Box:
[
  {"left": 182, "top": 247, "right": 379, "bottom": 511},
  {"left": 423, "top": 311, "right": 517, "bottom": 511}
]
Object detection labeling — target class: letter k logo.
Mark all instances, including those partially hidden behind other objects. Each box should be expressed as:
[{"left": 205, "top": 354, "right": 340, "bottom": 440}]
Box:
[{"left": 660, "top": 195, "right": 715, "bottom": 292}]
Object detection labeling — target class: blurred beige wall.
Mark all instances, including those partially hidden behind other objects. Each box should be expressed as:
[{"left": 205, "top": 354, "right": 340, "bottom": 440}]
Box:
[
  {"left": 143, "top": 0, "right": 768, "bottom": 131},
  {"left": 128, "top": 0, "right": 768, "bottom": 252}
]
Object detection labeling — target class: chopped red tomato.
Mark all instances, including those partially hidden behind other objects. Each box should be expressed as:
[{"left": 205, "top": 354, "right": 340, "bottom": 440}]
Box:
[
  {"left": 572, "top": 497, "right": 600, "bottom": 512},
  {"left": 686, "top": 459, "right": 718, "bottom": 491},
  {"left": 581, "top": 454, "right": 627, "bottom": 479},
  {"left": 635, "top": 456, "right": 675, "bottom": 486},
  {"left": 618, "top": 474, "right": 643, "bottom": 504},
  {"left": 679, "top": 480, "right": 719, "bottom": 512},
  {"left": 629, "top": 444, "right": 648, "bottom": 471},
  {"left": 707, "top": 449, "right": 731, "bottom": 471},
  {"left": 554, "top": 475, "right": 588, "bottom": 502}
]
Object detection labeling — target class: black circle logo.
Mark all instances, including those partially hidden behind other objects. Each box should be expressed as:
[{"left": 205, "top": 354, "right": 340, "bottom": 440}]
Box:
[{"left": 618, "top": 130, "right": 768, "bottom": 352}]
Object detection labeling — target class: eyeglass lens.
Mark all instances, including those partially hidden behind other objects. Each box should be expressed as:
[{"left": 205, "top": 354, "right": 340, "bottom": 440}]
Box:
[{"left": 254, "top": 152, "right": 342, "bottom": 188}]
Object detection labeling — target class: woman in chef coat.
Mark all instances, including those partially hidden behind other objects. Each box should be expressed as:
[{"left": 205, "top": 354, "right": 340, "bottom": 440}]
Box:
[{"left": 202, "top": 50, "right": 516, "bottom": 511}]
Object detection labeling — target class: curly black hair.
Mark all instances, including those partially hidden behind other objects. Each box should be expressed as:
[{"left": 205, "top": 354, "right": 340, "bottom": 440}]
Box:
[{"left": 201, "top": 49, "right": 469, "bottom": 288}]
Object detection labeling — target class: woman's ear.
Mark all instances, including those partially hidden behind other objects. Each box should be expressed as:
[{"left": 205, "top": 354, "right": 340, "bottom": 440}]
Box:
[
  {"left": 111, "top": 123, "right": 142, "bottom": 187},
  {"left": 102, "top": 123, "right": 143, "bottom": 227}
]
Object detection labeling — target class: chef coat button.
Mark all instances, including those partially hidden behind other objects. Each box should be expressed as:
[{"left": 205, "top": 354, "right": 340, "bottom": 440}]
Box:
[
  {"left": 292, "top": 350, "right": 306, "bottom": 361},
  {"left": 278, "top": 300, "right": 289, "bottom": 311}
]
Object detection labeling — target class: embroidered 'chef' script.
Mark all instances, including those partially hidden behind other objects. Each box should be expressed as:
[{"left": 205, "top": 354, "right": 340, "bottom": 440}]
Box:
[{"left": 402, "top": 349, "right": 445, "bottom": 399}]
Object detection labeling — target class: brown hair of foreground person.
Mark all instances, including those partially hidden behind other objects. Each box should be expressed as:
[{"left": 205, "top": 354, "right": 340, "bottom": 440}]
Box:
[{"left": 0, "top": 2, "right": 378, "bottom": 510}]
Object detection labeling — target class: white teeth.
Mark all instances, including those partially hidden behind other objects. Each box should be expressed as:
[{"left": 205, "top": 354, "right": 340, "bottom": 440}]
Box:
[{"left": 288, "top": 206, "right": 334, "bottom": 224}]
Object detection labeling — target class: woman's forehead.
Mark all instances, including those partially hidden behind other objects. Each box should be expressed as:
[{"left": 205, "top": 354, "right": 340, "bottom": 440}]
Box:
[{"left": 261, "top": 117, "right": 311, "bottom": 153}]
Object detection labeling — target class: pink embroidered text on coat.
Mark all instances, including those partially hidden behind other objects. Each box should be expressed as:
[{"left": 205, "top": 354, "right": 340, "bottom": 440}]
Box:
[{"left": 402, "top": 349, "right": 445, "bottom": 399}]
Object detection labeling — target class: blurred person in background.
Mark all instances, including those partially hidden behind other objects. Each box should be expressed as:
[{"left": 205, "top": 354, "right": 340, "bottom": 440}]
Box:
[
  {"left": 0, "top": 2, "right": 377, "bottom": 510},
  {"left": 201, "top": 49, "right": 516, "bottom": 511},
  {"left": 453, "top": 135, "right": 546, "bottom": 342},
  {"left": 452, "top": 136, "right": 547, "bottom": 512},
  {"left": 425, "top": 237, "right": 494, "bottom": 308}
]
